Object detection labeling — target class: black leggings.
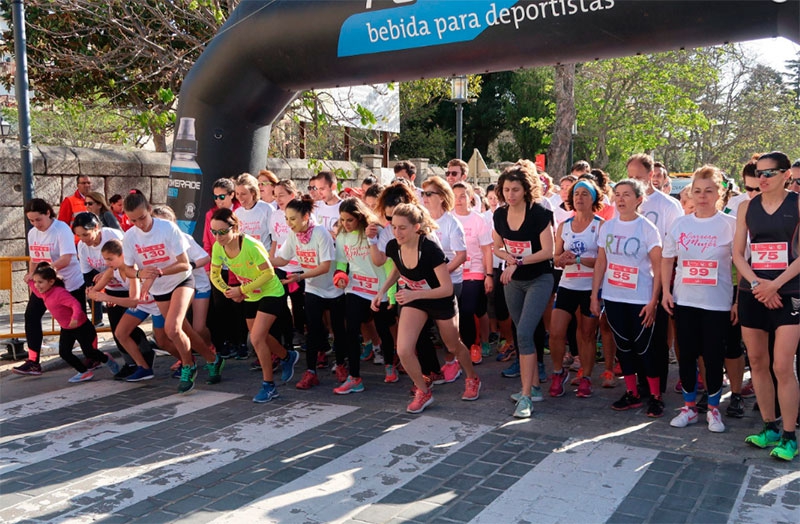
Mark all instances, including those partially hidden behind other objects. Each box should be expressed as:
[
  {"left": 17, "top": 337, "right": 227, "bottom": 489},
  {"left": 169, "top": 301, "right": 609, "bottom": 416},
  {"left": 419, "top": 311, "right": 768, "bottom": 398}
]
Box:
[
  {"left": 604, "top": 300, "right": 659, "bottom": 379},
  {"left": 273, "top": 269, "right": 299, "bottom": 350},
  {"left": 304, "top": 292, "right": 345, "bottom": 371},
  {"left": 26, "top": 286, "right": 86, "bottom": 361},
  {"left": 105, "top": 289, "right": 153, "bottom": 367},
  {"left": 84, "top": 270, "right": 103, "bottom": 324},
  {"left": 209, "top": 270, "right": 248, "bottom": 347},
  {"left": 59, "top": 321, "right": 105, "bottom": 373},
  {"left": 674, "top": 305, "right": 728, "bottom": 397},
  {"left": 458, "top": 279, "right": 487, "bottom": 348}
]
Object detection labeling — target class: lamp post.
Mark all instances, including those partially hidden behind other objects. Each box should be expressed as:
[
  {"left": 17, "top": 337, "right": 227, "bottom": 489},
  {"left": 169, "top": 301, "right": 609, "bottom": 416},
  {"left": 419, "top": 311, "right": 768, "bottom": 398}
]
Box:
[
  {"left": 451, "top": 75, "right": 468, "bottom": 160},
  {"left": 0, "top": 116, "right": 11, "bottom": 139}
]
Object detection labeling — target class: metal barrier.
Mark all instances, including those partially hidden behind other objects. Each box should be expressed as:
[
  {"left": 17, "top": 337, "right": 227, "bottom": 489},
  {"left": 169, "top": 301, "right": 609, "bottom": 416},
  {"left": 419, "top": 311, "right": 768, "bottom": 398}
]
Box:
[{"left": 0, "top": 256, "right": 112, "bottom": 349}]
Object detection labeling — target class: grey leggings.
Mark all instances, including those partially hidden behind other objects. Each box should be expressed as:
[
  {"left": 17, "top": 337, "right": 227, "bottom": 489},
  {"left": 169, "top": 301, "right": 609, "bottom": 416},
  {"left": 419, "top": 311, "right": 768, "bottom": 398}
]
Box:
[{"left": 504, "top": 273, "right": 554, "bottom": 356}]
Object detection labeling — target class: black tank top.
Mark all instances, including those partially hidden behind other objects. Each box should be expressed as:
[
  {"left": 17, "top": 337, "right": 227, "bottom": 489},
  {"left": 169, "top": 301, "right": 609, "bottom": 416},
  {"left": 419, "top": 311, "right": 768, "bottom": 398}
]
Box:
[{"left": 745, "top": 191, "right": 799, "bottom": 296}]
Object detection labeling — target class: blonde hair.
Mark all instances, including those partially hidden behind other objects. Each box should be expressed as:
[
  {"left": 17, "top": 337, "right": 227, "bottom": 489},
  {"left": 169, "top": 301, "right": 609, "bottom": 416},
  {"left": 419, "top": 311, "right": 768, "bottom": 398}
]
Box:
[
  {"left": 391, "top": 203, "right": 439, "bottom": 235},
  {"left": 235, "top": 173, "right": 260, "bottom": 200},
  {"left": 690, "top": 164, "right": 725, "bottom": 210},
  {"left": 421, "top": 176, "right": 455, "bottom": 211}
]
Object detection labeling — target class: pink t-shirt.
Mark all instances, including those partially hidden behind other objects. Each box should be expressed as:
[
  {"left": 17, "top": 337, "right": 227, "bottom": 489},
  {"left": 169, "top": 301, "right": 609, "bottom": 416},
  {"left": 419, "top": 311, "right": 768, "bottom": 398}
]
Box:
[{"left": 28, "top": 281, "right": 87, "bottom": 329}]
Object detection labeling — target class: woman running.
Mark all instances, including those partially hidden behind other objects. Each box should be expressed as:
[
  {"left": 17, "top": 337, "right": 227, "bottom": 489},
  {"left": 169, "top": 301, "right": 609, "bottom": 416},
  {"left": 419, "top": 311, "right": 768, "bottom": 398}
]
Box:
[
  {"left": 733, "top": 151, "right": 800, "bottom": 461},
  {"left": 663, "top": 166, "right": 735, "bottom": 433},
  {"left": 591, "top": 179, "right": 664, "bottom": 417},
  {"left": 372, "top": 203, "right": 481, "bottom": 414}
]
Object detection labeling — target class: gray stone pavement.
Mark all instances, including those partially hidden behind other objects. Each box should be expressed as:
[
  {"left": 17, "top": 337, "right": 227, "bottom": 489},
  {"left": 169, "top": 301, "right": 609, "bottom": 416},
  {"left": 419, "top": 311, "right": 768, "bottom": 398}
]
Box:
[{"left": 0, "top": 341, "right": 798, "bottom": 524}]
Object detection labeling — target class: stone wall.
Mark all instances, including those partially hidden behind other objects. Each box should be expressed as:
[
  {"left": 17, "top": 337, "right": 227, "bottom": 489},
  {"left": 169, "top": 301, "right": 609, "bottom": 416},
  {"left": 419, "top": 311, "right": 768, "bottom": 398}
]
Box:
[{"left": 0, "top": 145, "right": 498, "bottom": 315}]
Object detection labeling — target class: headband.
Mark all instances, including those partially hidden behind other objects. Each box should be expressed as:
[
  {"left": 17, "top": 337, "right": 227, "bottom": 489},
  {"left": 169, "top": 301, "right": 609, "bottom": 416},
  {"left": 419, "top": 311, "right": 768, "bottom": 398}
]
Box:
[{"left": 573, "top": 180, "right": 597, "bottom": 201}]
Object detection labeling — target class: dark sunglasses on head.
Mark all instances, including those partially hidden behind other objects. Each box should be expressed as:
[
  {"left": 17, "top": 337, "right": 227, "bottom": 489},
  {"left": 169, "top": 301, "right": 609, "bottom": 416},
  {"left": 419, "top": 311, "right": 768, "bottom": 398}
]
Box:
[
  {"left": 744, "top": 185, "right": 761, "bottom": 192},
  {"left": 422, "top": 191, "right": 440, "bottom": 197},
  {"left": 755, "top": 168, "right": 786, "bottom": 178},
  {"left": 212, "top": 194, "right": 229, "bottom": 201},
  {"left": 210, "top": 227, "right": 232, "bottom": 236}
]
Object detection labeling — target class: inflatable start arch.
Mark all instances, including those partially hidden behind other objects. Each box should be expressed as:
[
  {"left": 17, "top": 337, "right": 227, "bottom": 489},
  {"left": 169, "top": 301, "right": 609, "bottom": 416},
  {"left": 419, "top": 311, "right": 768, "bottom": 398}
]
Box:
[{"left": 168, "top": 0, "right": 800, "bottom": 238}]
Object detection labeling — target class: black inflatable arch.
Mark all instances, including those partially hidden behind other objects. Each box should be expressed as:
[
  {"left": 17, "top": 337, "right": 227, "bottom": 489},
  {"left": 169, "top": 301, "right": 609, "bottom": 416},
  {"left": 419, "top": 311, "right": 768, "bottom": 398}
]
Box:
[{"left": 169, "top": 0, "right": 800, "bottom": 238}]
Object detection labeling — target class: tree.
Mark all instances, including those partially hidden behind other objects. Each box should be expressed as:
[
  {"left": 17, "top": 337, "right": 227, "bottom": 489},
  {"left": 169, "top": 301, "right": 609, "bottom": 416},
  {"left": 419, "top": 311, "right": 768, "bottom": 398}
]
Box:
[
  {"left": 0, "top": 0, "right": 240, "bottom": 151},
  {"left": 546, "top": 64, "right": 573, "bottom": 180}
]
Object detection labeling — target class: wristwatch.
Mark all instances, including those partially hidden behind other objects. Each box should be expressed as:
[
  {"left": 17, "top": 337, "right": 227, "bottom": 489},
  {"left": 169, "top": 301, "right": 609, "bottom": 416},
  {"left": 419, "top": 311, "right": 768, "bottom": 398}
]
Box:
[
  {"left": 515, "top": 256, "right": 524, "bottom": 266},
  {"left": 750, "top": 280, "right": 760, "bottom": 289}
]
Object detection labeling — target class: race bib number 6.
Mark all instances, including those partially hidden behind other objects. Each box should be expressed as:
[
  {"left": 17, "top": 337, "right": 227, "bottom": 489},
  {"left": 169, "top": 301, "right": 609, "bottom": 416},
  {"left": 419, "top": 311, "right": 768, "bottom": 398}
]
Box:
[
  {"left": 751, "top": 242, "right": 788, "bottom": 270},
  {"left": 608, "top": 263, "right": 638, "bottom": 290}
]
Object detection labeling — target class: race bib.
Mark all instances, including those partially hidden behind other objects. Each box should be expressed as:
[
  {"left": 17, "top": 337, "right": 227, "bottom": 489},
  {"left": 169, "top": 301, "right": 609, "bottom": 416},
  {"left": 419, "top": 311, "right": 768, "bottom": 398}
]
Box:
[
  {"left": 352, "top": 272, "right": 379, "bottom": 296},
  {"left": 398, "top": 276, "right": 431, "bottom": 291},
  {"left": 751, "top": 242, "right": 788, "bottom": 270},
  {"left": 563, "top": 263, "right": 593, "bottom": 280},
  {"left": 137, "top": 243, "right": 169, "bottom": 266},
  {"left": 608, "top": 263, "right": 638, "bottom": 290},
  {"left": 681, "top": 259, "right": 718, "bottom": 286},
  {"left": 296, "top": 249, "right": 318, "bottom": 269},
  {"left": 505, "top": 239, "right": 532, "bottom": 257},
  {"left": 29, "top": 244, "right": 52, "bottom": 263}
]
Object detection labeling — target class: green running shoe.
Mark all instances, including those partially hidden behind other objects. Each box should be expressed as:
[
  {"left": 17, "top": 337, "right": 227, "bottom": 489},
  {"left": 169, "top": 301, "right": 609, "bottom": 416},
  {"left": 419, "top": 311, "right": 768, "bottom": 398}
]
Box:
[
  {"left": 205, "top": 355, "right": 224, "bottom": 385},
  {"left": 744, "top": 425, "right": 781, "bottom": 449},
  {"left": 769, "top": 437, "right": 798, "bottom": 461},
  {"left": 178, "top": 365, "right": 197, "bottom": 394}
]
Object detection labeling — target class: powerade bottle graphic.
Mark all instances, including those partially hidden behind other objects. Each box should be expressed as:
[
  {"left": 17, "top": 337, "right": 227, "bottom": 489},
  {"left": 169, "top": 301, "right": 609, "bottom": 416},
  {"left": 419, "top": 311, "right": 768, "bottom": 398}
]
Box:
[{"left": 168, "top": 117, "right": 202, "bottom": 234}]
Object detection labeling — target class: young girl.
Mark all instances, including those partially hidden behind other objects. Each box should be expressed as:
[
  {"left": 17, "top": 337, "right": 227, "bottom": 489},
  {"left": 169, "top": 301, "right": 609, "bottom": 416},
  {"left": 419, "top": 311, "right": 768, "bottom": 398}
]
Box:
[
  {"left": 272, "top": 195, "right": 345, "bottom": 390},
  {"left": 210, "top": 208, "right": 299, "bottom": 402},
  {"left": 122, "top": 192, "right": 222, "bottom": 393},
  {"left": 372, "top": 203, "right": 481, "bottom": 414},
  {"left": 30, "top": 262, "right": 118, "bottom": 382},
  {"left": 333, "top": 197, "right": 394, "bottom": 392}
]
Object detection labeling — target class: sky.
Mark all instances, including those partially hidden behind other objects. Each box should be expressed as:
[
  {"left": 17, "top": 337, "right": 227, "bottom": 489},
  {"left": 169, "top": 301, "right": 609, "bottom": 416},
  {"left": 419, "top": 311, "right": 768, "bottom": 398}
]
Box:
[{"left": 741, "top": 36, "right": 799, "bottom": 73}]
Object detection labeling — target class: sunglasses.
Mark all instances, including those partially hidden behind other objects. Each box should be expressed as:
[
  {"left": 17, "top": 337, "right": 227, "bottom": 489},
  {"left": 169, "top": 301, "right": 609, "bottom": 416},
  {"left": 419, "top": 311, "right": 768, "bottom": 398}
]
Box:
[
  {"left": 210, "top": 227, "right": 232, "bottom": 236},
  {"left": 422, "top": 191, "right": 440, "bottom": 197},
  {"left": 755, "top": 168, "right": 786, "bottom": 178},
  {"left": 445, "top": 170, "right": 461, "bottom": 176},
  {"left": 259, "top": 182, "right": 275, "bottom": 187},
  {"left": 307, "top": 186, "right": 319, "bottom": 192},
  {"left": 791, "top": 179, "right": 800, "bottom": 186},
  {"left": 85, "top": 200, "right": 97, "bottom": 206},
  {"left": 212, "top": 194, "right": 230, "bottom": 201},
  {"left": 744, "top": 185, "right": 761, "bottom": 193}
]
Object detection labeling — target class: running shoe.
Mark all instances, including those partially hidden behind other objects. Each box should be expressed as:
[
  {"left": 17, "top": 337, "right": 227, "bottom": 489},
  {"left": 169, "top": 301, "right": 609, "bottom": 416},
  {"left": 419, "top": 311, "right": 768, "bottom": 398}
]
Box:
[
  {"left": 481, "top": 342, "right": 492, "bottom": 358},
  {"left": 462, "top": 376, "right": 481, "bottom": 401},
  {"left": 103, "top": 352, "right": 120, "bottom": 375},
  {"left": 770, "top": 437, "right": 798, "bottom": 461},
  {"left": 68, "top": 370, "right": 94, "bottom": 383},
  {"left": 335, "top": 364, "right": 348, "bottom": 383},
  {"left": 538, "top": 361, "right": 548, "bottom": 383},
  {"left": 707, "top": 408, "right": 725, "bottom": 433},
  {"left": 549, "top": 370, "right": 569, "bottom": 397},
  {"left": 250, "top": 358, "right": 262, "bottom": 371},
  {"left": 235, "top": 343, "right": 249, "bottom": 360},
  {"left": 114, "top": 364, "right": 137, "bottom": 380},
  {"left": 569, "top": 356, "right": 582, "bottom": 372},
  {"left": 470, "top": 344, "right": 482, "bottom": 365},
  {"left": 513, "top": 395, "right": 533, "bottom": 418},
  {"left": 205, "top": 354, "right": 224, "bottom": 385},
  {"left": 600, "top": 370, "right": 617, "bottom": 388},
  {"left": 501, "top": 360, "right": 520, "bottom": 378},
  {"left": 216, "top": 342, "right": 236, "bottom": 359},
  {"left": 442, "top": 360, "right": 462, "bottom": 383},
  {"left": 12, "top": 359, "right": 42, "bottom": 376},
  {"left": 495, "top": 343, "right": 517, "bottom": 362},
  {"left": 726, "top": 394, "right": 745, "bottom": 419},
  {"left": 740, "top": 380, "right": 756, "bottom": 398},
  {"left": 530, "top": 385, "right": 544, "bottom": 402},
  {"left": 126, "top": 366, "right": 154, "bottom": 382},
  {"left": 407, "top": 388, "right": 433, "bottom": 414},
  {"left": 562, "top": 354, "right": 574, "bottom": 368},
  {"left": 292, "top": 331, "right": 306, "bottom": 348},
  {"left": 359, "top": 341, "right": 374, "bottom": 361},
  {"left": 670, "top": 406, "right": 698, "bottom": 428},
  {"left": 373, "top": 346, "right": 385, "bottom": 365},
  {"left": 84, "top": 359, "right": 102, "bottom": 371},
  {"left": 745, "top": 425, "right": 781, "bottom": 449},
  {"left": 177, "top": 365, "right": 197, "bottom": 394},
  {"left": 316, "top": 352, "right": 328, "bottom": 369},
  {"left": 253, "top": 381, "right": 279, "bottom": 403},
  {"left": 296, "top": 370, "right": 320, "bottom": 390},
  {"left": 612, "top": 391, "right": 643, "bottom": 411},
  {"left": 674, "top": 380, "right": 683, "bottom": 394},
  {"left": 570, "top": 368, "right": 585, "bottom": 386},
  {"left": 429, "top": 371, "right": 446, "bottom": 385},
  {"left": 281, "top": 350, "right": 299, "bottom": 383},
  {"left": 647, "top": 397, "right": 665, "bottom": 418},
  {"left": 384, "top": 365, "right": 399, "bottom": 383},
  {"left": 576, "top": 377, "right": 593, "bottom": 398},
  {"left": 334, "top": 376, "right": 364, "bottom": 395}
]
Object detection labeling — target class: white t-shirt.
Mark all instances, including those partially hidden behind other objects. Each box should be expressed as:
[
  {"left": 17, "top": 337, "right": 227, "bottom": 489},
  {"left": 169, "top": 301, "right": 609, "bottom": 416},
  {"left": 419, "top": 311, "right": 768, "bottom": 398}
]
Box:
[
  {"left": 235, "top": 201, "right": 273, "bottom": 250},
  {"left": 184, "top": 233, "right": 211, "bottom": 293},
  {"left": 560, "top": 216, "right": 602, "bottom": 292},
  {"left": 663, "top": 212, "right": 735, "bottom": 311},
  {"left": 597, "top": 216, "right": 662, "bottom": 305},
  {"left": 433, "top": 212, "right": 467, "bottom": 284},
  {"left": 454, "top": 210, "right": 492, "bottom": 280},
  {"left": 123, "top": 218, "right": 191, "bottom": 297},
  {"left": 28, "top": 219, "right": 83, "bottom": 291},
  {"left": 724, "top": 192, "right": 750, "bottom": 218},
  {"left": 314, "top": 200, "right": 342, "bottom": 237},
  {"left": 268, "top": 208, "right": 301, "bottom": 273},
  {"left": 277, "top": 225, "right": 342, "bottom": 299},
  {"left": 336, "top": 229, "right": 387, "bottom": 301},
  {"left": 78, "top": 228, "right": 124, "bottom": 290},
  {"left": 640, "top": 189, "right": 682, "bottom": 240}
]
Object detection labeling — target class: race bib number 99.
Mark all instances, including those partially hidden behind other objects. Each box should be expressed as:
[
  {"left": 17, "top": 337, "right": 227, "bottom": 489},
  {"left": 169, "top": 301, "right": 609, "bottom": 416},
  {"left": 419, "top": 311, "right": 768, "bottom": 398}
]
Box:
[{"left": 681, "top": 260, "right": 718, "bottom": 286}]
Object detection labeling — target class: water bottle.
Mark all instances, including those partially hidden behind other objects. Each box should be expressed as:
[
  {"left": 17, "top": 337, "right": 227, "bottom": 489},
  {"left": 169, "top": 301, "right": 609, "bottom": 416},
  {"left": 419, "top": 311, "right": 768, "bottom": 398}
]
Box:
[{"left": 167, "top": 117, "right": 203, "bottom": 234}]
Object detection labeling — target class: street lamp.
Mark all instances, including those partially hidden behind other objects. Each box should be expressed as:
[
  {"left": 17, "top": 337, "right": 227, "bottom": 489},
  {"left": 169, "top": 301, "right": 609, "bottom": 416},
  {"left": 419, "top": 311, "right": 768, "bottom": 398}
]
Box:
[
  {"left": 0, "top": 116, "right": 11, "bottom": 138},
  {"left": 451, "top": 75, "right": 468, "bottom": 160}
]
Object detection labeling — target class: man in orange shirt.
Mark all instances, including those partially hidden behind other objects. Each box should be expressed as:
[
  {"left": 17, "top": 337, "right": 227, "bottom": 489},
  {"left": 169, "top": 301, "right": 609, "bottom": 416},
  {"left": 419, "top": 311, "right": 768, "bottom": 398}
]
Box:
[{"left": 58, "top": 175, "right": 92, "bottom": 228}]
